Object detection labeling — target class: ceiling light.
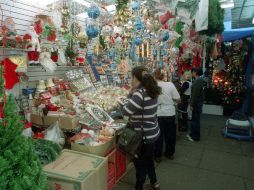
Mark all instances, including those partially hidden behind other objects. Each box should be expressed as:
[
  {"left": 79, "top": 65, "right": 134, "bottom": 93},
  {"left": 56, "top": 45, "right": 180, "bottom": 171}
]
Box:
[
  {"left": 252, "top": 18, "right": 254, "bottom": 24},
  {"left": 220, "top": 0, "right": 234, "bottom": 9}
]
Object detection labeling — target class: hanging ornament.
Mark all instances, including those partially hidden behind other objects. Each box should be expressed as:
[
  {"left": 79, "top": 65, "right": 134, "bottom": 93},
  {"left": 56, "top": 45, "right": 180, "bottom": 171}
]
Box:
[
  {"left": 162, "top": 31, "right": 170, "bottom": 42},
  {"left": 71, "top": 22, "right": 81, "bottom": 39},
  {"left": 86, "top": 24, "right": 99, "bottom": 39},
  {"left": 87, "top": 5, "right": 100, "bottom": 19},
  {"left": 134, "top": 36, "right": 142, "bottom": 46},
  {"left": 60, "top": 2, "right": 70, "bottom": 35},
  {"left": 132, "top": 1, "right": 140, "bottom": 11},
  {"left": 160, "top": 11, "right": 174, "bottom": 25},
  {"left": 134, "top": 17, "right": 144, "bottom": 31}
]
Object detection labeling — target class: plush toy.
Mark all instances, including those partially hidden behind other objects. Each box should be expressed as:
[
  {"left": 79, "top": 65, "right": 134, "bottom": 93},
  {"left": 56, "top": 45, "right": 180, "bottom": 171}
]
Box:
[{"left": 23, "top": 26, "right": 41, "bottom": 65}]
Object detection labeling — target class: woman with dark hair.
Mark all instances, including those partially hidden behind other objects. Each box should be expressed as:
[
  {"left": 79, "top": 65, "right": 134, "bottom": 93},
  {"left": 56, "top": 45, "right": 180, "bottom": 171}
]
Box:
[
  {"left": 154, "top": 68, "right": 180, "bottom": 162},
  {"left": 122, "top": 66, "right": 161, "bottom": 190}
]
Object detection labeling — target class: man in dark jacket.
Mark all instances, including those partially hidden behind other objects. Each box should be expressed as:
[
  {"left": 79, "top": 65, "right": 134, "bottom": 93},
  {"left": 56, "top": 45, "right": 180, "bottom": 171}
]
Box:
[{"left": 187, "top": 68, "right": 204, "bottom": 141}]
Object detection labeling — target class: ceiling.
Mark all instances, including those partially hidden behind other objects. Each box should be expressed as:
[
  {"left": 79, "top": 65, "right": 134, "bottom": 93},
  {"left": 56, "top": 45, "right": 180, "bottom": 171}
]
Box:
[{"left": 231, "top": 0, "right": 254, "bottom": 29}]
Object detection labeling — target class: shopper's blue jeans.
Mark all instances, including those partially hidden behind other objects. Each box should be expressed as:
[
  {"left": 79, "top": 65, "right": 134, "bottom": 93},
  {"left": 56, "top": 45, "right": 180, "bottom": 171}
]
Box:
[{"left": 190, "top": 106, "right": 202, "bottom": 141}]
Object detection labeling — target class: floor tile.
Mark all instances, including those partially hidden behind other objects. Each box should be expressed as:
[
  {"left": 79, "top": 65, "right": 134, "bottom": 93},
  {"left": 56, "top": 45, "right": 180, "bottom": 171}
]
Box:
[
  {"left": 156, "top": 162, "right": 244, "bottom": 190},
  {"left": 199, "top": 150, "right": 254, "bottom": 180}
]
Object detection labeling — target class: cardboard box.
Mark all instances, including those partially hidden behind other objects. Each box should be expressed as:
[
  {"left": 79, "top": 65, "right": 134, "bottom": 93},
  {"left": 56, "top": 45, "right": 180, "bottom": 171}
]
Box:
[
  {"left": 71, "top": 136, "right": 115, "bottom": 157},
  {"left": 31, "top": 114, "right": 79, "bottom": 130},
  {"left": 44, "top": 149, "right": 108, "bottom": 190},
  {"left": 60, "top": 116, "right": 79, "bottom": 130}
]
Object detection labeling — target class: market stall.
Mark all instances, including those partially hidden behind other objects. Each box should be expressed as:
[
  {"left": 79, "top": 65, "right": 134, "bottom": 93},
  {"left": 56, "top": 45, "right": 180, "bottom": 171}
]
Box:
[{"left": 0, "top": 0, "right": 253, "bottom": 189}]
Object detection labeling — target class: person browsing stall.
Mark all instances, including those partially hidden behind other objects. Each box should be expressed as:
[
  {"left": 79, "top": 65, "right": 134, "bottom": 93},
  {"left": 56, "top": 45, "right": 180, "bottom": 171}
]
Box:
[
  {"left": 154, "top": 68, "right": 180, "bottom": 162},
  {"left": 122, "top": 66, "right": 161, "bottom": 190}
]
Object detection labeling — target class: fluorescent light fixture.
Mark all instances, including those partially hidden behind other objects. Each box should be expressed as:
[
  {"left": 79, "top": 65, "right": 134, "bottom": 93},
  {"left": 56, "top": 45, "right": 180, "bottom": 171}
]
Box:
[
  {"left": 253, "top": 18, "right": 254, "bottom": 24},
  {"left": 220, "top": 0, "right": 234, "bottom": 9},
  {"left": 77, "top": 12, "right": 88, "bottom": 18},
  {"left": 73, "top": 0, "right": 91, "bottom": 7}
]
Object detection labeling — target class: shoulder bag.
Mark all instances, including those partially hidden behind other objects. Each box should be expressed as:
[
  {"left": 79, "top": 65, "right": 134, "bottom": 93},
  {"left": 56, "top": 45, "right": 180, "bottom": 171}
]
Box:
[{"left": 117, "top": 90, "right": 145, "bottom": 159}]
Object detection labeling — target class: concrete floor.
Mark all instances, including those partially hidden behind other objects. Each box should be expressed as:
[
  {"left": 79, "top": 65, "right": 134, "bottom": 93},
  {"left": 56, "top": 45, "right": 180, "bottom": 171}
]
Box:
[{"left": 113, "top": 114, "right": 254, "bottom": 190}]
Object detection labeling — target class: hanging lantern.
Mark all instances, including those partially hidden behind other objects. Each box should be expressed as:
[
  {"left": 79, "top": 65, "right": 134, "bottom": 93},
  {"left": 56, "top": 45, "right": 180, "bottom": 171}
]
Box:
[
  {"left": 87, "top": 5, "right": 100, "bottom": 19},
  {"left": 86, "top": 24, "right": 99, "bottom": 38}
]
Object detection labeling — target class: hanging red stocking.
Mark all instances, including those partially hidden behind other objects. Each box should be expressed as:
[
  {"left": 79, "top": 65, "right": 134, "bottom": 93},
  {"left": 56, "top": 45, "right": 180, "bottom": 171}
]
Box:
[{"left": 2, "top": 58, "right": 19, "bottom": 90}]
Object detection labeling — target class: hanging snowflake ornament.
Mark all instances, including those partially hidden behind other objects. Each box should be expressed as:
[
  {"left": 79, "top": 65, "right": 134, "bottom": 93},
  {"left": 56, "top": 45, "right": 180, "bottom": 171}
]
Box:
[{"left": 88, "top": 5, "right": 100, "bottom": 19}]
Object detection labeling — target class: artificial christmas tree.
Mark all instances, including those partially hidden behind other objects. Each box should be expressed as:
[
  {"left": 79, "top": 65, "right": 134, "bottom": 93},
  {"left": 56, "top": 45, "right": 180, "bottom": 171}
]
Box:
[{"left": 0, "top": 64, "right": 47, "bottom": 189}]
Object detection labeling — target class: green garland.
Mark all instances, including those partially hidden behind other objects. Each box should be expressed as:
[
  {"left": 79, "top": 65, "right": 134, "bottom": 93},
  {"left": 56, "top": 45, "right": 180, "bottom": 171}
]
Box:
[
  {"left": 0, "top": 95, "right": 46, "bottom": 190},
  {"left": 33, "top": 139, "right": 62, "bottom": 165},
  {"left": 199, "top": 0, "right": 224, "bottom": 36}
]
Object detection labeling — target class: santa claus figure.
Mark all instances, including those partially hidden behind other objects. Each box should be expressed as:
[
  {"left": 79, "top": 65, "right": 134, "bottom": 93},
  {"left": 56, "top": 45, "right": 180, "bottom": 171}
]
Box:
[{"left": 23, "top": 26, "right": 41, "bottom": 65}]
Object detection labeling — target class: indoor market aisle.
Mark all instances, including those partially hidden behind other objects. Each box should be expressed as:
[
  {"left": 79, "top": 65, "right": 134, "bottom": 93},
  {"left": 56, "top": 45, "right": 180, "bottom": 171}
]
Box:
[{"left": 113, "top": 114, "right": 254, "bottom": 190}]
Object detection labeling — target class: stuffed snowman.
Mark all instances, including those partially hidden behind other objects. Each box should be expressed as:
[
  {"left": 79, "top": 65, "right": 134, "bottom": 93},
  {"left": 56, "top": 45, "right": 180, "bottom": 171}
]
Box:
[{"left": 23, "top": 26, "right": 41, "bottom": 65}]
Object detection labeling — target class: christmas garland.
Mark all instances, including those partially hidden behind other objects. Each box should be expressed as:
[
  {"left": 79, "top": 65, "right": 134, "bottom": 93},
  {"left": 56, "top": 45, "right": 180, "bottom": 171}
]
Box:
[{"left": 33, "top": 139, "right": 62, "bottom": 165}]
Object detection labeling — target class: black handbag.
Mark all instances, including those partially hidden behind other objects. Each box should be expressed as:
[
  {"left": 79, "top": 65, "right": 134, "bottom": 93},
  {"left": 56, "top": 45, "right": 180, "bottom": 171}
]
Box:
[{"left": 117, "top": 90, "right": 145, "bottom": 159}]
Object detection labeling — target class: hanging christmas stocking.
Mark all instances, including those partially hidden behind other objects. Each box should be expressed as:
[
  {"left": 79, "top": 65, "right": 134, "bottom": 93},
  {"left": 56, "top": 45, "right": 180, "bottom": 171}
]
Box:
[{"left": 2, "top": 58, "right": 19, "bottom": 90}]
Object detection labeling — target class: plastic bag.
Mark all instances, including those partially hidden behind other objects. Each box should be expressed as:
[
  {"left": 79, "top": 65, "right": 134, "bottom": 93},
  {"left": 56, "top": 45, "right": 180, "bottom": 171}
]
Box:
[
  {"left": 44, "top": 121, "right": 65, "bottom": 146},
  {"left": 22, "top": 128, "right": 34, "bottom": 137}
]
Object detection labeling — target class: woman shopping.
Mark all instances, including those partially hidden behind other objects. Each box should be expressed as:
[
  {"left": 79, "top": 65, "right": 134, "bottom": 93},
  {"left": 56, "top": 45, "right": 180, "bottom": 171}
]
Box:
[
  {"left": 154, "top": 68, "right": 180, "bottom": 162},
  {"left": 122, "top": 66, "right": 161, "bottom": 190},
  {"left": 178, "top": 71, "right": 192, "bottom": 132}
]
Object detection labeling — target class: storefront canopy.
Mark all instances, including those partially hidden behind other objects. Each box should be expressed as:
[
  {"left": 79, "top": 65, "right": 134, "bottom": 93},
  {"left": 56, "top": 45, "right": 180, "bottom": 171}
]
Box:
[{"left": 222, "top": 27, "right": 254, "bottom": 42}]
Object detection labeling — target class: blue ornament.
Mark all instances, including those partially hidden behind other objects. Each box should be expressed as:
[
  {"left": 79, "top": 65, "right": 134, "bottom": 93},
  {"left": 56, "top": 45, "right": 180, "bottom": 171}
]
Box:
[
  {"left": 134, "top": 37, "right": 142, "bottom": 46},
  {"left": 87, "top": 5, "right": 100, "bottom": 19},
  {"left": 152, "top": 48, "right": 157, "bottom": 56},
  {"left": 162, "top": 31, "right": 170, "bottom": 42},
  {"left": 132, "top": 1, "right": 140, "bottom": 11},
  {"left": 108, "top": 49, "right": 115, "bottom": 59},
  {"left": 86, "top": 24, "right": 99, "bottom": 38},
  {"left": 135, "top": 17, "right": 144, "bottom": 31}
]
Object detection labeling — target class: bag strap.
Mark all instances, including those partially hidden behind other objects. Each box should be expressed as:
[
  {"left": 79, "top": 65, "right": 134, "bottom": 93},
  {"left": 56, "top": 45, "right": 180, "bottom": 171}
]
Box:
[{"left": 140, "top": 89, "right": 146, "bottom": 139}]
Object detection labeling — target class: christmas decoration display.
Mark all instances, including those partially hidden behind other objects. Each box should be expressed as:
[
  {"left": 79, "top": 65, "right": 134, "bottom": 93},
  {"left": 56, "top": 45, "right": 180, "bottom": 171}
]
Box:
[{"left": 213, "top": 40, "right": 248, "bottom": 113}]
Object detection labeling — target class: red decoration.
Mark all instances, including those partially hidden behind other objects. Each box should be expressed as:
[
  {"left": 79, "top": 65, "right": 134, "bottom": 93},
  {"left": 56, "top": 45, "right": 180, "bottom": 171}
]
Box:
[
  {"left": 47, "top": 30, "right": 57, "bottom": 42},
  {"left": 160, "top": 11, "right": 174, "bottom": 25},
  {"left": 34, "top": 20, "right": 43, "bottom": 35},
  {"left": 2, "top": 58, "right": 19, "bottom": 90},
  {"left": 51, "top": 54, "right": 58, "bottom": 62},
  {"left": 162, "top": 24, "right": 168, "bottom": 30}
]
